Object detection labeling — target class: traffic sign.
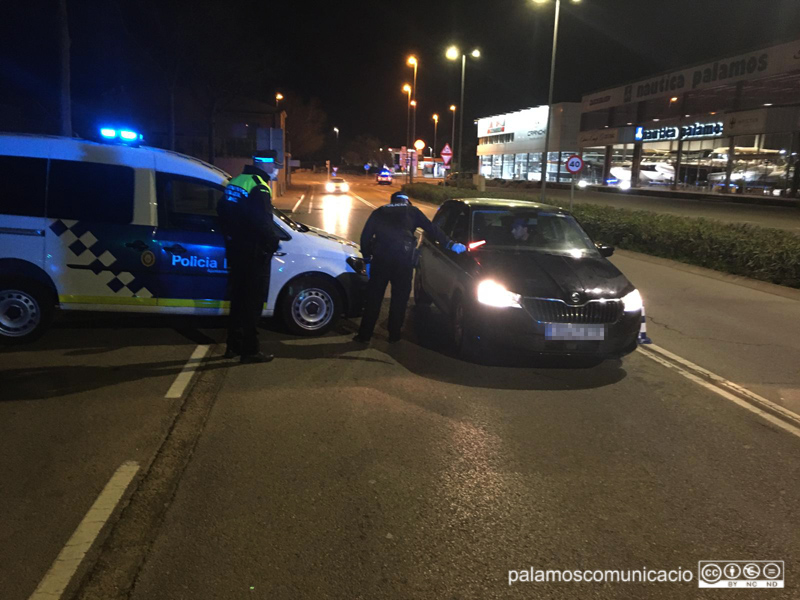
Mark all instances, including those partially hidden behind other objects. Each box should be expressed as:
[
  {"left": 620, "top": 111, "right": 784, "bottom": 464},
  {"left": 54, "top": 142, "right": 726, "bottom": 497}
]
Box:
[
  {"left": 364, "top": 163, "right": 370, "bottom": 171},
  {"left": 565, "top": 154, "right": 584, "bottom": 174},
  {"left": 441, "top": 143, "right": 452, "bottom": 166}
]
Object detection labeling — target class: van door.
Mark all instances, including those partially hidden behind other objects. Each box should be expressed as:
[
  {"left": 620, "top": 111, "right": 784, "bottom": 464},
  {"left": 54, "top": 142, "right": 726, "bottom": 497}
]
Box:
[
  {"left": 0, "top": 155, "right": 48, "bottom": 271},
  {"left": 153, "top": 173, "right": 229, "bottom": 312},
  {"left": 44, "top": 159, "right": 158, "bottom": 309}
]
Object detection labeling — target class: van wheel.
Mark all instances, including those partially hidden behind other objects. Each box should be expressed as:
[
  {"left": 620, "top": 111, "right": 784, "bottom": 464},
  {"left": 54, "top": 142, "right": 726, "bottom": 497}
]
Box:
[
  {"left": 0, "top": 280, "right": 53, "bottom": 344},
  {"left": 413, "top": 269, "right": 432, "bottom": 306},
  {"left": 281, "top": 276, "right": 341, "bottom": 336}
]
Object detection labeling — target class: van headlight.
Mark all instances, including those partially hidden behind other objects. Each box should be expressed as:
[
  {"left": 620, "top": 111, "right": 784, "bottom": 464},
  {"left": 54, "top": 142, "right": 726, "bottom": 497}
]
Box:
[
  {"left": 326, "top": 182, "right": 335, "bottom": 192},
  {"left": 477, "top": 280, "right": 521, "bottom": 308},
  {"left": 346, "top": 256, "right": 367, "bottom": 275},
  {"left": 621, "top": 289, "right": 643, "bottom": 312}
]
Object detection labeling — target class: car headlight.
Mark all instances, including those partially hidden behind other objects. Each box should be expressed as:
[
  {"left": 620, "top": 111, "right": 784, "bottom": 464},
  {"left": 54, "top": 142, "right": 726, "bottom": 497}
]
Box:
[
  {"left": 477, "top": 280, "right": 521, "bottom": 308},
  {"left": 342, "top": 183, "right": 350, "bottom": 192},
  {"left": 621, "top": 289, "right": 643, "bottom": 312},
  {"left": 326, "top": 183, "right": 335, "bottom": 192},
  {"left": 346, "top": 256, "right": 367, "bottom": 275}
]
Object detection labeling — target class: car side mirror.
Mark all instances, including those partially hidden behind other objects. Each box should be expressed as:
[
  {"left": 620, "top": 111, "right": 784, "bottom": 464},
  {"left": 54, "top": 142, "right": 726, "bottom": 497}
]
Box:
[{"left": 596, "top": 243, "right": 614, "bottom": 257}]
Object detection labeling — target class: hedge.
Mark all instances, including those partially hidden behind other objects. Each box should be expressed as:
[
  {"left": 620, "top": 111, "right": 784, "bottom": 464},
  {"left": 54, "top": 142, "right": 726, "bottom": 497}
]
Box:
[{"left": 401, "top": 183, "right": 800, "bottom": 288}]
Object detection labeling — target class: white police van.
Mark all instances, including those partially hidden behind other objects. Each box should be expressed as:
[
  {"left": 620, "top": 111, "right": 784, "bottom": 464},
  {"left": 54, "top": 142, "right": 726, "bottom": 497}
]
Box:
[{"left": 0, "top": 132, "right": 367, "bottom": 343}]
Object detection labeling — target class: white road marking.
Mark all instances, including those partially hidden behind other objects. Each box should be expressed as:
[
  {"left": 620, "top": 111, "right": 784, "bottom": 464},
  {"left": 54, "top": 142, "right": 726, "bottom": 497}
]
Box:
[
  {"left": 291, "top": 193, "right": 306, "bottom": 213},
  {"left": 350, "top": 192, "right": 378, "bottom": 209},
  {"left": 165, "top": 344, "right": 210, "bottom": 399},
  {"left": 638, "top": 344, "right": 800, "bottom": 439},
  {"left": 29, "top": 461, "right": 140, "bottom": 600}
]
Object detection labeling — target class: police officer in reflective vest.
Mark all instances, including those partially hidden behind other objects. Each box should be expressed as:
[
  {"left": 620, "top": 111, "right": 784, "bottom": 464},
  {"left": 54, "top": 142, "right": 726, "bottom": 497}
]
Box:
[
  {"left": 355, "top": 191, "right": 466, "bottom": 344},
  {"left": 217, "top": 150, "right": 281, "bottom": 363}
]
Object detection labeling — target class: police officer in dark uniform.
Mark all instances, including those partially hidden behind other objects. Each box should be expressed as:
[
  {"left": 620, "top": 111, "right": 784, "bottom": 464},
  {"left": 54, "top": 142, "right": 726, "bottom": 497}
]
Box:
[
  {"left": 217, "top": 150, "right": 281, "bottom": 363},
  {"left": 355, "top": 191, "right": 466, "bottom": 343}
]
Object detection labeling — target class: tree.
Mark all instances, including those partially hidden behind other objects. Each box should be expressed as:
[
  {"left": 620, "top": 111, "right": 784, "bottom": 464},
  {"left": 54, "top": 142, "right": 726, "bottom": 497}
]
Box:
[
  {"left": 283, "top": 96, "right": 327, "bottom": 159},
  {"left": 343, "top": 134, "right": 383, "bottom": 166}
]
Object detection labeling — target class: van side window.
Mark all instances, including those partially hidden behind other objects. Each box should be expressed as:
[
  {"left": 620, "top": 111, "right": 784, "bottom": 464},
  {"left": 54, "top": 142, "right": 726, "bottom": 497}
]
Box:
[
  {"left": 0, "top": 155, "right": 47, "bottom": 217},
  {"left": 47, "top": 160, "right": 134, "bottom": 223},
  {"left": 156, "top": 173, "right": 225, "bottom": 233}
]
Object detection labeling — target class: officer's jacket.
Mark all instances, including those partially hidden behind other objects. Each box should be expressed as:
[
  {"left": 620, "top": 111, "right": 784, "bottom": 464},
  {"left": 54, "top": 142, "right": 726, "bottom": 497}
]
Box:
[
  {"left": 217, "top": 166, "right": 280, "bottom": 260},
  {"left": 360, "top": 202, "right": 450, "bottom": 263}
]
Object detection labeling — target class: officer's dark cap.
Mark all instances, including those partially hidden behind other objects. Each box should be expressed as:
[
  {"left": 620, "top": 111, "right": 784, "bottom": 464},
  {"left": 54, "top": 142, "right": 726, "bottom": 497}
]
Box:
[
  {"left": 391, "top": 191, "right": 410, "bottom": 204},
  {"left": 253, "top": 149, "right": 283, "bottom": 168}
]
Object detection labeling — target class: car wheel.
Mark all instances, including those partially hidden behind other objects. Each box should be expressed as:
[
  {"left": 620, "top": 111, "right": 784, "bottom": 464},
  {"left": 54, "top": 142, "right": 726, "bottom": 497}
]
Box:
[
  {"left": 0, "top": 279, "right": 54, "bottom": 344},
  {"left": 413, "top": 269, "right": 432, "bottom": 306},
  {"left": 281, "top": 276, "right": 341, "bottom": 336}
]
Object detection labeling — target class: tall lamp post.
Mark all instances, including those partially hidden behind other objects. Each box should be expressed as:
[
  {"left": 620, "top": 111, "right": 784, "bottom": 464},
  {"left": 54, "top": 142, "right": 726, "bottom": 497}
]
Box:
[
  {"left": 532, "top": 0, "right": 581, "bottom": 201},
  {"left": 446, "top": 46, "right": 480, "bottom": 172},
  {"left": 403, "top": 84, "right": 412, "bottom": 180},
  {"left": 449, "top": 105, "right": 456, "bottom": 153},
  {"left": 408, "top": 56, "right": 419, "bottom": 183},
  {"left": 333, "top": 127, "right": 339, "bottom": 165},
  {"left": 432, "top": 113, "right": 439, "bottom": 157},
  {"left": 275, "top": 92, "right": 283, "bottom": 108}
]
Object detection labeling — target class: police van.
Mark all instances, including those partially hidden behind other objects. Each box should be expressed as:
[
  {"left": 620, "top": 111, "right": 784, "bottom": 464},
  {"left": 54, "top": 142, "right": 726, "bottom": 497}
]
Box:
[{"left": 0, "top": 132, "right": 367, "bottom": 343}]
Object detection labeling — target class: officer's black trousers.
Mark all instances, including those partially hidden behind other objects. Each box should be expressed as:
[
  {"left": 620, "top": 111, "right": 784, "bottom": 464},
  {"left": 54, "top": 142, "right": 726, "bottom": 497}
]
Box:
[
  {"left": 226, "top": 255, "right": 270, "bottom": 356},
  {"left": 358, "top": 258, "right": 413, "bottom": 340}
]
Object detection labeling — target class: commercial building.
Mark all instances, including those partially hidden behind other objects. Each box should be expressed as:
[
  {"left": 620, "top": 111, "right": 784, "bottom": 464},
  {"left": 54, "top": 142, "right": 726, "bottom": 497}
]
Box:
[
  {"left": 475, "top": 103, "right": 582, "bottom": 182},
  {"left": 578, "top": 39, "right": 800, "bottom": 195}
]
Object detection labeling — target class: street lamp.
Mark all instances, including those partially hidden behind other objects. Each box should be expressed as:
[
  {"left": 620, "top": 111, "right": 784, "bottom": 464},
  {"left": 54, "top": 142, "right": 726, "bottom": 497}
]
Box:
[
  {"left": 432, "top": 114, "right": 439, "bottom": 157},
  {"left": 446, "top": 46, "right": 480, "bottom": 172},
  {"left": 449, "top": 105, "right": 457, "bottom": 158},
  {"left": 333, "top": 127, "right": 339, "bottom": 164},
  {"left": 403, "top": 83, "right": 412, "bottom": 178},
  {"left": 532, "top": 0, "right": 581, "bottom": 201},
  {"left": 275, "top": 92, "right": 284, "bottom": 107},
  {"left": 407, "top": 56, "right": 419, "bottom": 183}
]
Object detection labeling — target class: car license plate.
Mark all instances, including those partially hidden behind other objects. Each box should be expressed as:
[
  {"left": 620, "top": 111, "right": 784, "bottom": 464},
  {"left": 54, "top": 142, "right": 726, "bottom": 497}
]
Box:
[{"left": 545, "top": 323, "right": 605, "bottom": 341}]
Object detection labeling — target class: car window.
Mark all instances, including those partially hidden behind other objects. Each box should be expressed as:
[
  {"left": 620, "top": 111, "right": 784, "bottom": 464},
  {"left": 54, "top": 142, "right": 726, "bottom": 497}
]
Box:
[
  {"left": 156, "top": 173, "right": 224, "bottom": 233},
  {"left": 432, "top": 203, "right": 459, "bottom": 237},
  {"left": 451, "top": 209, "right": 469, "bottom": 243},
  {"left": 470, "top": 209, "right": 600, "bottom": 257},
  {"left": 0, "top": 155, "right": 47, "bottom": 217},
  {"left": 47, "top": 160, "right": 134, "bottom": 224}
]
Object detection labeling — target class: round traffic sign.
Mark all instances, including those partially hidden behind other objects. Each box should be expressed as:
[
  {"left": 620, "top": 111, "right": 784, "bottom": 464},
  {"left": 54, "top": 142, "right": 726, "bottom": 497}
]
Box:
[{"left": 565, "top": 155, "right": 584, "bottom": 174}]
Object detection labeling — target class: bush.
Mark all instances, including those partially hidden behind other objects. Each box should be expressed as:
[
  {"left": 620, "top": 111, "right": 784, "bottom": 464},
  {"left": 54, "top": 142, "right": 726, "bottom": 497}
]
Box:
[{"left": 401, "top": 183, "right": 800, "bottom": 288}]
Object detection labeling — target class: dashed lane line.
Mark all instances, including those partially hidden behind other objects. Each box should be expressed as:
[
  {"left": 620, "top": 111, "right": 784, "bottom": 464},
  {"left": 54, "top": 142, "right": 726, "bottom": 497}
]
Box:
[{"left": 28, "top": 461, "right": 140, "bottom": 600}]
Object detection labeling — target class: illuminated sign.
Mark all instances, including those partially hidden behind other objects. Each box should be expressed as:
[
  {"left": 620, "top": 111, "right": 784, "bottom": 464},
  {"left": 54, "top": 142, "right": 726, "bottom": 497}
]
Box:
[
  {"left": 635, "top": 122, "right": 723, "bottom": 142},
  {"left": 487, "top": 119, "right": 505, "bottom": 134}
]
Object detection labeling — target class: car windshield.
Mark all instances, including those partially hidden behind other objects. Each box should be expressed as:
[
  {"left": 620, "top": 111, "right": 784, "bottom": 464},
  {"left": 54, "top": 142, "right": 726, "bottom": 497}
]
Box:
[
  {"left": 470, "top": 209, "right": 600, "bottom": 258},
  {"left": 272, "top": 206, "right": 308, "bottom": 232},
  {"left": 332, "top": 178, "right": 345, "bottom": 183}
]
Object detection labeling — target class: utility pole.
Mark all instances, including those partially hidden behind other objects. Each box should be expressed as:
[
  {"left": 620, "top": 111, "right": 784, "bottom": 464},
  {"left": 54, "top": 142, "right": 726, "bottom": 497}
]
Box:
[{"left": 58, "top": 0, "right": 72, "bottom": 137}]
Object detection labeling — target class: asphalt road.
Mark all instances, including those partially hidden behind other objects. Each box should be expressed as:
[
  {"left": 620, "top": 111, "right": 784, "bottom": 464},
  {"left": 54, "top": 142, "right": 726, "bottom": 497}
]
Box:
[{"left": 1, "top": 172, "right": 798, "bottom": 599}]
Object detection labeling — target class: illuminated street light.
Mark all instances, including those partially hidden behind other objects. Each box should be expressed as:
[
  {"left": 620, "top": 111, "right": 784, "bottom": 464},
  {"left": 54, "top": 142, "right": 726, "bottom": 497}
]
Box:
[
  {"left": 275, "top": 92, "right": 284, "bottom": 107},
  {"left": 446, "top": 46, "right": 480, "bottom": 171},
  {"left": 531, "top": 0, "right": 581, "bottom": 201},
  {"left": 432, "top": 114, "right": 439, "bottom": 158},
  {"left": 450, "top": 105, "right": 456, "bottom": 153},
  {"left": 407, "top": 55, "right": 419, "bottom": 183}
]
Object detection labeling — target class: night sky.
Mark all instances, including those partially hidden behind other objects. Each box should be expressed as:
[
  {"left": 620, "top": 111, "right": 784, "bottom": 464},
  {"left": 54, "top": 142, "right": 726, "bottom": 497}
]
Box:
[{"left": 3, "top": 0, "right": 800, "bottom": 154}]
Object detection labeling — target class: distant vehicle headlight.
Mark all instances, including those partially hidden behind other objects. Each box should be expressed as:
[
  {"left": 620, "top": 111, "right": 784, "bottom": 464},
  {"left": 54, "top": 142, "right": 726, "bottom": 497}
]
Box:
[
  {"left": 577, "top": 180, "right": 588, "bottom": 189},
  {"left": 325, "top": 182, "right": 335, "bottom": 192},
  {"left": 477, "top": 280, "right": 522, "bottom": 308},
  {"left": 342, "top": 183, "right": 350, "bottom": 192},
  {"left": 619, "top": 180, "right": 632, "bottom": 191},
  {"left": 621, "top": 289, "right": 643, "bottom": 312}
]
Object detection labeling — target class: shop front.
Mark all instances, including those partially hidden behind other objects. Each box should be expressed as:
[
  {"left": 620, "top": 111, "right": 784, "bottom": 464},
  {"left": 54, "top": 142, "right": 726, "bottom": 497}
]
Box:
[
  {"left": 476, "top": 103, "right": 582, "bottom": 183},
  {"left": 578, "top": 38, "right": 800, "bottom": 196}
]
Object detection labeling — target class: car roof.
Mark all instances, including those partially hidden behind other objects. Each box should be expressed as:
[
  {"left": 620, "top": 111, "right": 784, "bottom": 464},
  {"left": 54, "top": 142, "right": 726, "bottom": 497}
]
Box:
[
  {"left": 449, "top": 197, "right": 567, "bottom": 213},
  {"left": 0, "top": 133, "right": 230, "bottom": 184}
]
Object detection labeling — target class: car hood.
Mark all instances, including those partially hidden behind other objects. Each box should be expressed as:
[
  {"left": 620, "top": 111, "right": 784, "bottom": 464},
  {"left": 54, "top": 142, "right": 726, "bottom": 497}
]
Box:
[
  {"left": 302, "top": 225, "right": 361, "bottom": 254},
  {"left": 473, "top": 250, "right": 633, "bottom": 300}
]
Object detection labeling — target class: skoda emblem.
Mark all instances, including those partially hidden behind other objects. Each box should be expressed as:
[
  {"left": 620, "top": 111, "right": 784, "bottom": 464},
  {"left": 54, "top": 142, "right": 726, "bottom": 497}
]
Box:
[{"left": 570, "top": 292, "right": 581, "bottom": 304}]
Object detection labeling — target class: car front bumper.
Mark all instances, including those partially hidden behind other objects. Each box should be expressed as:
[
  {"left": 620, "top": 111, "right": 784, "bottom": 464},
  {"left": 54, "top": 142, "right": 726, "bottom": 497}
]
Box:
[{"left": 471, "top": 304, "right": 641, "bottom": 358}]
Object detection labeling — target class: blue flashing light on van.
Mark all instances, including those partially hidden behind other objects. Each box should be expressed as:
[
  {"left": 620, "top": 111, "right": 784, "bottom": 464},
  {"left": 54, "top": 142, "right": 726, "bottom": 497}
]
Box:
[{"left": 99, "top": 127, "right": 143, "bottom": 145}]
